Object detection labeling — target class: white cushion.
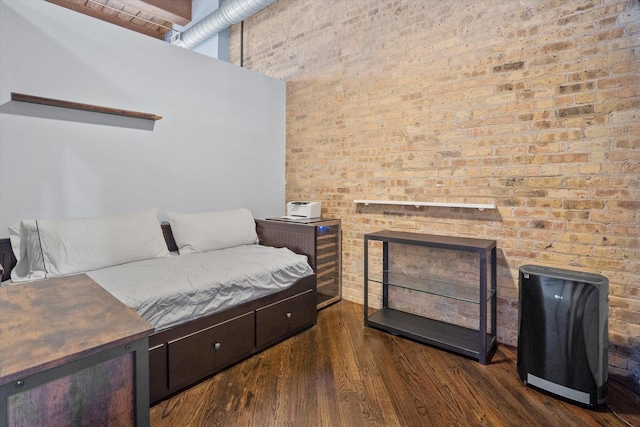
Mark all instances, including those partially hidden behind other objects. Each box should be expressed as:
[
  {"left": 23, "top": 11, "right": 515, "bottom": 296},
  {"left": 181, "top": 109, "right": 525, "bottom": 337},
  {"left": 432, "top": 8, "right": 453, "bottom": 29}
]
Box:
[
  {"left": 9, "top": 209, "right": 169, "bottom": 282},
  {"left": 167, "top": 208, "right": 258, "bottom": 254}
]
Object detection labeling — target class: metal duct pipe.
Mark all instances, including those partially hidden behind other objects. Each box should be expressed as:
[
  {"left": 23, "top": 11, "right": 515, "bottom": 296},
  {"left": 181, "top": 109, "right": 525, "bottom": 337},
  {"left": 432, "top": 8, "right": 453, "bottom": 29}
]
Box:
[{"left": 178, "top": 0, "right": 277, "bottom": 49}]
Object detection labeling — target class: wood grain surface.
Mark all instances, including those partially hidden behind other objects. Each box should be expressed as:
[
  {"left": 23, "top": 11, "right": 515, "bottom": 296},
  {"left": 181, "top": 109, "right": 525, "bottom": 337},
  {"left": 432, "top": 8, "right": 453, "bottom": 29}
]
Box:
[
  {"left": 150, "top": 300, "right": 640, "bottom": 427},
  {"left": 11, "top": 92, "right": 162, "bottom": 120},
  {"left": 0, "top": 274, "right": 153, "bottom": 384}
]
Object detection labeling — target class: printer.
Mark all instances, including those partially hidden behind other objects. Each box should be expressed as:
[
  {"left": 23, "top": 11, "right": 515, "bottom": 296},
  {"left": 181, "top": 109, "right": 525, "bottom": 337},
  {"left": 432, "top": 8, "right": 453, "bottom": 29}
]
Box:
[{"left": 286, "top": 201, "right": 321, "bottom": 219}]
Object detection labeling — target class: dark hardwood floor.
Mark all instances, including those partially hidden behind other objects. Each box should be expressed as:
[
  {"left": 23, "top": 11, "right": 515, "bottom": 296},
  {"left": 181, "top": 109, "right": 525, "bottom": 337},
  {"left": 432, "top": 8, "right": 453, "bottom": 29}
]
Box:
[{"left": 150, "top": 300, "right": 640, "bottom": 426}]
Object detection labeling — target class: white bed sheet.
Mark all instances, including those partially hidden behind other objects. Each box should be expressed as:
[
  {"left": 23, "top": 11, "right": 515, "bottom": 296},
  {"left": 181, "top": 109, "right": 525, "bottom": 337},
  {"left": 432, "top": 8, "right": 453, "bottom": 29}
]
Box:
[{"left": 86, "top": 244, "right": 313, "bottom": 331}]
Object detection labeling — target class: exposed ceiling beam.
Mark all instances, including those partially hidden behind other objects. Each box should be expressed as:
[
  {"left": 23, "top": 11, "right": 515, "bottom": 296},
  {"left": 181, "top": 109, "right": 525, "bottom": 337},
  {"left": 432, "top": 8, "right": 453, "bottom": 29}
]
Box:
[
  {"left": 45, "top": 0, "right": 189, "bottom": 40},
  {"left": 125, "top": 0, "right": 191, "bottom": 26}
]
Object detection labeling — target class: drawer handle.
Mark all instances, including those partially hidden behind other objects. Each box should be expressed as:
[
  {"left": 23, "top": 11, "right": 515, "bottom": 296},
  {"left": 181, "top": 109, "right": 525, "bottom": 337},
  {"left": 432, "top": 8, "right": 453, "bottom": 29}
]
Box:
[
  {"left": 213, "top": 342, "right": 221, "bottom": 350},
  {"left": 286, "top": 312, "right": 292, "bottom": 319}
]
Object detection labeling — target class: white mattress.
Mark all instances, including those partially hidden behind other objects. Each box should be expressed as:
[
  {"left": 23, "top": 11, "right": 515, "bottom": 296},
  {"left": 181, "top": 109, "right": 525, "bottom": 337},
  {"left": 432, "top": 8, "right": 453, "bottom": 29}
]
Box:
[{"left": 86, "top": 244, "right": 313, "bottom": 331}]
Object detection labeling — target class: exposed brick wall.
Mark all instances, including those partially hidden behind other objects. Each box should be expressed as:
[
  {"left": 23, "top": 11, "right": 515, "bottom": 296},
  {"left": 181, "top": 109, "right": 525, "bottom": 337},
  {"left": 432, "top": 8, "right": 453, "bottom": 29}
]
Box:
[{"left": 229, "top": 0, "right": 640, "bottom": 384}]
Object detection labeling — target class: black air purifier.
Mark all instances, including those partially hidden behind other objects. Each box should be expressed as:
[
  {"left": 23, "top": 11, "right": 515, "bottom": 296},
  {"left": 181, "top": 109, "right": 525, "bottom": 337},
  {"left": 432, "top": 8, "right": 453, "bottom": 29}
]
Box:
[{"left": 517, "top": 264, "right": 609, "bottom": 406}]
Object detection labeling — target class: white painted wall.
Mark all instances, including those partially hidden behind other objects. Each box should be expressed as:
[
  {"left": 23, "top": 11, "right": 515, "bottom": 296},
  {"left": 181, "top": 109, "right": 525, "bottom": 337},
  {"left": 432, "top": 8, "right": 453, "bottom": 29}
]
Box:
[{"left": 0, "top": 0, "right": 286, "bottom": 236}]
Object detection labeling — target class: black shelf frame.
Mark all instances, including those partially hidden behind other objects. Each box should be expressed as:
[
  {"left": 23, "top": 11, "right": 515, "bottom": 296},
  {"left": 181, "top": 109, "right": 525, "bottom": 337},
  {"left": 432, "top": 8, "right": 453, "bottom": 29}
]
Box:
[{"left": 364, "top": 230, "right": 497, "bottom": 364}]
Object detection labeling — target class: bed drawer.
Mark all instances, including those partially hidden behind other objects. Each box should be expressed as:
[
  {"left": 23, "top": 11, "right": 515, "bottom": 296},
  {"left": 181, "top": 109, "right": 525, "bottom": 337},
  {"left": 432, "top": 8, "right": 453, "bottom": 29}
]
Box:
[
  {"left": 256, "top": 289, "right": 316, "bottom": 349},
  {"left": 167, "top": 311, "right": 255, "bottom": 390}
]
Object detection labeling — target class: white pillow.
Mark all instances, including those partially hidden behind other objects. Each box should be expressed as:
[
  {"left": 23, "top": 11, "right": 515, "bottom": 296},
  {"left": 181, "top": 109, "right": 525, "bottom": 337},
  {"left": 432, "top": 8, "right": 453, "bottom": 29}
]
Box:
[
  {"left": 167, "top": 208, "right": 258, "bottom": 254},
  {"left": 9, "top": 209, "right": 169, "bottom": 282},
  {"left": 9, "top": 220, "right": 46, "bottom": 282}
]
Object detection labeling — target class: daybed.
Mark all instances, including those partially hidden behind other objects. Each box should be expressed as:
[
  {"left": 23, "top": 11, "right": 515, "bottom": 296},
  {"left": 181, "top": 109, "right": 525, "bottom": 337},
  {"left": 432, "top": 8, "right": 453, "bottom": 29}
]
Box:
[{"left": 0, "top": 208, "right": 317, "bottom": 404}]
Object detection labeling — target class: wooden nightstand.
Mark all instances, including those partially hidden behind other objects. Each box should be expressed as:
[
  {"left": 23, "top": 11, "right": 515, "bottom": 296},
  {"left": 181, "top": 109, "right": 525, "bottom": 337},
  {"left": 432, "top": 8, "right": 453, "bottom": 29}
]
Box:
[
  {"left": 256, "top": 218, "right": 341, "bottom": 309},
  {"left": 0, "top": 274, "right": 154, "bottom": 426}
]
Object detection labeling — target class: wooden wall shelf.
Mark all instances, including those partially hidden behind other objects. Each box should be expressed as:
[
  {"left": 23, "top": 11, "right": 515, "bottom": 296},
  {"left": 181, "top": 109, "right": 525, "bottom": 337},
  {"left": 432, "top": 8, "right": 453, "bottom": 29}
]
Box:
[{"left": 11, "top": 92, "right": 162, "bottom": 121}]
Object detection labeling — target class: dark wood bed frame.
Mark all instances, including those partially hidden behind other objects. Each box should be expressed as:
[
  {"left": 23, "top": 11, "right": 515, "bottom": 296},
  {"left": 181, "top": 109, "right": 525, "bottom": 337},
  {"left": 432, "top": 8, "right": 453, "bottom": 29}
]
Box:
[{"left": 0, "top": 221, "right": 317, "bottom": 404}]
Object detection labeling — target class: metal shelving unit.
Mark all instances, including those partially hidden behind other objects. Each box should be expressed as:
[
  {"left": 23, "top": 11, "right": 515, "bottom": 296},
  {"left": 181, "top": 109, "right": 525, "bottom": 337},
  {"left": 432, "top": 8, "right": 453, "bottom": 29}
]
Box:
[{"left": 364, "top": 230, "right": 497, "bottom": 364}]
